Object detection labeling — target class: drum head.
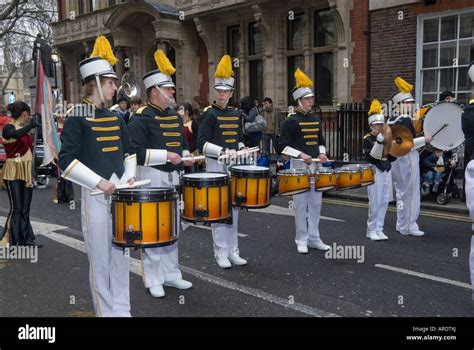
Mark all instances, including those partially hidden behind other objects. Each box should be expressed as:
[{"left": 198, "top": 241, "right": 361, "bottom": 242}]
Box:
[
  {"left": 231, "top": 165, "right": 270, "bottom": 178},
  {"left": 423, "top": 102, "right": 464, "bottom": 151},
  {"left": 278, "top": 169, "right": 310, "bottom": 176},
  {"left": 181, "top": 172, "right": 230, "bottom": 186},
  {"left": 112, "top": 187, "right": 177, "bottom": 202}
]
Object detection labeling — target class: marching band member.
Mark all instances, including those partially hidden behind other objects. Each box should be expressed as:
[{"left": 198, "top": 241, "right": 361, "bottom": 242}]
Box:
[
  {"left": 128, "top": 49, "right": 194, "bottom": 298},
  {"left": 196, "top": 54, "right": 248, "bottom": 269},
  {"left": 363, "top": 100, "right": 396, "bottom": 241},
  {"left": 387, "top": 77, "right": 432, "bottom": 237},
  {"left": 0, "top": 101, "right": 40, "bottom": 247},
  {"left": 277, "top": 68, "right": 331, "bottom": 254},
  {"left": 58, "top": 35, "right": 136, "bottom": 317},
  {"left": 461, "top": 61, "right": 474, "bottom": 296}
]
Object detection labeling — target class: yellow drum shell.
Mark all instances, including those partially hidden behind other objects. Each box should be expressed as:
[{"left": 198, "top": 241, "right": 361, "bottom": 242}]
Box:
[
  {"left": 278, "top": 169, "right": 310, "bottom": 196},
  {"left": 181, "top": 173, "right": 231, "bottom": 223},
  {"left": 312, "top": 169, "right": 337, "bottom": 192},
  {"left": 359, "top": 165, "right": 375, "bottom": 186},
  {"left": 231, "top": 165, "right": 271, "bottom": 209},
  {"left": 335, "top": 168, "right": 362, "bottom": 190}
]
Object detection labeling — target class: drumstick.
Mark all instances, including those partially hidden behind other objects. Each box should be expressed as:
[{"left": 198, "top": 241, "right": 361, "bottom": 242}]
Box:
[
  {"left": 294, "top": 158, "right": 333, "bottom": 163},
  {"left": 166, "top": 155, "right": 206, "bottom": 163},
  {"left": 431, "top": 123, "right": 449, "bottom": 138},
  {"left": 218, "top": 146, "right": 260, "bottom": 160},
  {"left": 90, "top": 179, "right": 152, "bottom": 196}
]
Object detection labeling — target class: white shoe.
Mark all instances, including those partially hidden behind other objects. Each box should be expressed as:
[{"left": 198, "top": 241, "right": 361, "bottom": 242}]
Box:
[
  {"left": 297, "top": 244, "right": 308, "bottom": 254},
  {"left": 216, "top": 257, "right": 232, "bottom": 269},
  {"left": 228, "top": 254, "right": 247, "bottom": 266},
  {"left": 149, "top": 285, "right": 165, "bottom": 298},
  {"left": 376, "top": 231, "right": 389, "bottom": 240},
  {"left": 308, "top": 241, "right": 331, "bottom": 251},
  {"left": 400, "top": 230, "right": 425, "bottom": 237},
  {"left": 367, "top": 230, "right": 382, "bottom": 241},
  {"left": 164, "top": 279, "right": 193, "bottom": 290}
]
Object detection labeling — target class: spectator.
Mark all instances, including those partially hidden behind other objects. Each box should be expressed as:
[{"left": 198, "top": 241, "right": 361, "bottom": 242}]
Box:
[
  {"left": 111, "top": 96, "right": 131, "bottom": 124},
  {"left": 262, "top": 97, "right": 281, "bottom": 155},
  {"left": 128, "top": 95, "right": 143, "bottom": 122},
  {"left": 240, "top": 96, "right": 265, "bottom": 148},
  {"left": 439, "top": 91, "right": 455, "bottom": 102},
  {"left": 177, "top": 102, "right": 199, "bottom": 153},
  {"left": 422, "top": 149, "right": 457, "bottom": 193}
]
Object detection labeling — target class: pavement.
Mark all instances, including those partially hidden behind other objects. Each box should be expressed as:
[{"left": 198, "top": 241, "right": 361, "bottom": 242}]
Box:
[{"left": 0, "top": 178, "right": 473, "bottom": 318}]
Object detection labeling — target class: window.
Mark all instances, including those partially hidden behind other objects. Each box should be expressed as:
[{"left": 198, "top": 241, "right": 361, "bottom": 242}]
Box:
[
  {"left": 287, "top": 13, "right": 304, "bottom": 51},
  {"left": 88, "top": 0, "right": 96, "bottom": 12},
  {"left": 248, "top": 22, "right": 264, "bottom": 56},
  {"left": 227, "top": 25, "right": 240, "bottom": 103},
  {"left": 78, "top": 0, "right": 85, "bottom": 15},
  {"left": 249, "top": 60, "right": 263, "bottom": 102},
  {"left": 418, "top": 10, "right": 474, "bottom": 105},
  {"left": 314, "top": 9, "right": 337, "bottom": 47},
  {"left": 287, "top": 55, "right": 304, "bottom": 103},
  {"left": 315, "top": 53, "right": 334, "bottom": 104}
]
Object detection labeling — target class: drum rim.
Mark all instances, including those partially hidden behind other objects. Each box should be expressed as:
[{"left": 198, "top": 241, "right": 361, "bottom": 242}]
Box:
[
  {"left": 230, "top": 165, "right": 271, "bottom": 178},
  {"left": 278, "top": 169, "right": 310, "bottom": 176},
  {"left": 112, "top": 187, "right": 177, "bottom": 202},
  {"left": 231, "top": 164, "right": 270, "bottom": 171},
  {"left": 312, "top": 168, "right": 335, "bottom": 174},
  {"left": 113, "top": 238, "right": 178, "bottom": 248},
  {"left": 335, "top": 167, "right": 360, "bottom": 173}
]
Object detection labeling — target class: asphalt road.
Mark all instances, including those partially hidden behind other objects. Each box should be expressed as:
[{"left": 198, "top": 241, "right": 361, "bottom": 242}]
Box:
[{"left": 0, "top": 179, "right": 473, "bottom": 317}]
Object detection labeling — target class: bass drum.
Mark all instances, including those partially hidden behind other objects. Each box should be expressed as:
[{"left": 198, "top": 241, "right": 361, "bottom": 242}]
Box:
[{"left": 423, "top": 102, "right": 464, "bottom": 151}]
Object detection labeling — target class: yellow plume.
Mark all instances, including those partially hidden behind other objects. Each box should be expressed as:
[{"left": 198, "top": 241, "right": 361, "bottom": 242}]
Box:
[
  {"left": 294, "top": 68, "right": 313, "bottom": 88},
  {"left": 91, "top": 35, "right": 117, "bottom": 66},
  {"left": 368, "top": 99, "right": 382, "bottom": 116},
  {"left": 215, "top": 55, "right": 234, "bottom": 78},
  {"left": 394, "top": 76, "right": 413, "bottom": 93},
  {"left": 154, "top": 49, "right": 176, "bottom": 75}
]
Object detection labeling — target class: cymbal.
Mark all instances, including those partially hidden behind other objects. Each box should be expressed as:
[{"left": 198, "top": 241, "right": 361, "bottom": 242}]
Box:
[
  {"left": 389, "top": 125, "right": 414, "bottom": 157},
  {"left": 381, "top": 124, "right": 392, "bottom": 157}
]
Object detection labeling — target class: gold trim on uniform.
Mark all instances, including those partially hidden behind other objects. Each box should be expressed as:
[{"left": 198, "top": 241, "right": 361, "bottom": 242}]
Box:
[
  {"left": 86, "top": 117, "right": 118, "bottom": 122},
  {"left": 222, "top": 131, "right": 238, "bottom": 135},
  {"left": 303, "top": 135, "right": 318, "bottom": 139},
  {"left": 219, "top": 124, "right": 239, "bottom": 129},
  {"left": 163, "top": 132, "right": 181, "bottom": 137},
  {"left": 165, "top": 142, "right": 181, "bottom": 147},
  {"left": 63, "top": 159, "right": 79, "bottom": 178},
  {"left": 217, "top": 116, "right": 239, "bottom": 121},
  {"left": 155, "top": 116, "right": 178, "bottom": 121},
  {"left": 96, "top": 136, "right": 120, "bottom": 142},
  {"left": 298, "top": 122, "right": 319, "bottom": 126},
  {"left": 92, "top": 126, "right": 120, "bottom": 132},
  {"left": 160, "top": 123, "right": 180, "bottom": 128},
  {"left": 225, "top": 139, "right": 237, "bottom": 143},
  {"left": 301, "top": 128, "right": 319, "bottom": 132},
  {"left": 102, "top": 146, "right": 119, "bottom": 153},
  {"left": 306, "top": 141, "right": 318, "bottom": 146}
]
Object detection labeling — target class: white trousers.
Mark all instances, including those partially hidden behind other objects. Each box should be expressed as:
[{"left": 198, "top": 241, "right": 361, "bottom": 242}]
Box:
[
  {"left": 81, "top": 187, "right": 130, "bottom": 317},
  {"left": 390, "top": 149, "right": 421, "bottom": 233},
  {"left": 137, "top": 166, "right": 182, "bottom": 288},
  {"left": 290, "top": 159, "right": 323, "bottom": 246},
  {"left": 464, "top": 160, "right": 474, "bottom": 292},
  {"left": 367, "top": 168, "right": 392, "bottom": 233},
  {"left": 206, "top": 158, "right": 240, "bottom": 259}
]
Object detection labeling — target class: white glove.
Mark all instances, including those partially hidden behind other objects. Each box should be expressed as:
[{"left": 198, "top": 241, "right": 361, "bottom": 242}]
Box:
[{"left": 376, "top": 133, "right": 384, "bottom": 143}]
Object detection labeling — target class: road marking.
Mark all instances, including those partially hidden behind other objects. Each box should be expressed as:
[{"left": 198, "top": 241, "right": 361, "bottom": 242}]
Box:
[
  {"left": 31, "top": 222, "right": 338, "bottom": 317},
  {"left": 375, "top": 264, "right": 472, "bottom": 290},
  {"left": 323, "top": 198, "right": 471, "bottom": 222},
  {"left": 253, "top": 205, "right": 345, "bottom": 222}
]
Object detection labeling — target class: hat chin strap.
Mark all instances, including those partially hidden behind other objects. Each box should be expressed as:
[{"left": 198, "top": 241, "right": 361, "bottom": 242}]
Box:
[
  {"left": 155, "top": 84, "right": 175, "bottom": 108},
  {"left": 95, "top": 75, "right": 106, "bottom": 106}
]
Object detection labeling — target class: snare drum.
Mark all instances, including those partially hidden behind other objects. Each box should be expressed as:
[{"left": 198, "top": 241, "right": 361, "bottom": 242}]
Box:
[
  {"left": 112, "top": 188, "right": 179, "bottom": 249},
  {"left": 230, "top": 165, "right": 271, "bottom": 208},
  {"left": 278, "top": 169, "right": 310, "bottom": 196},
  {"left": 312, "top": 167, "right": 337, "bottom": 192},
  {"left": 358, "top": 164, "right": 375, "bottom": 186},
  {"left": 335, "top": 166, "right": 362, "bottom": 190},
  {"left": 181, "top": 172, "right": 231, "bottom": 224}
]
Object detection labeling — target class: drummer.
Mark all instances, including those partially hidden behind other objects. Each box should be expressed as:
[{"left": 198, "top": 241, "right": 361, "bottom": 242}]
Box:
[
  {"left": 363, "top": 100, "right": 396, "bottom": 241},
  {"left": 461, "top": 61, "right": 474, "bottom": 298},
  {"left": 196, "top": 54, "right": 248, "bottom": 269},
  {"left": 277, "top": 68, "right": 331, "bottom": 254},
  {"left": 387, "top": 77, "right": 432, "bottom": 237},
  {"left": 58, "top": 35, "right": 136, "bottom": 317},
  {"left": 128, "top": 49, "right": 194, "bottom": 298}
]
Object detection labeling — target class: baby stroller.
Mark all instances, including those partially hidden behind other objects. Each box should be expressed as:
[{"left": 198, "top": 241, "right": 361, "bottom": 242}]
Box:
[{"left": 420, "top": 165, "right": 461, "bottom": 205}]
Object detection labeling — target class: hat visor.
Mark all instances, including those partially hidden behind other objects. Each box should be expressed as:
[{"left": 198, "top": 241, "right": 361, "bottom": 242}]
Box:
[
  {"left": 370, "top": 120, "right": 384, "bottom": 125},
  {"left": 158, "top": 83, "right": 176, "bottom": 88},
  {"left": 401, "top": 97, "right": 415, "bottom": 103},
  {"left": 101, "top": 72, "right": 118, "bottom": 80},
  {"left": 214, "top": 85, "right": 233, "bottom": 91}
]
